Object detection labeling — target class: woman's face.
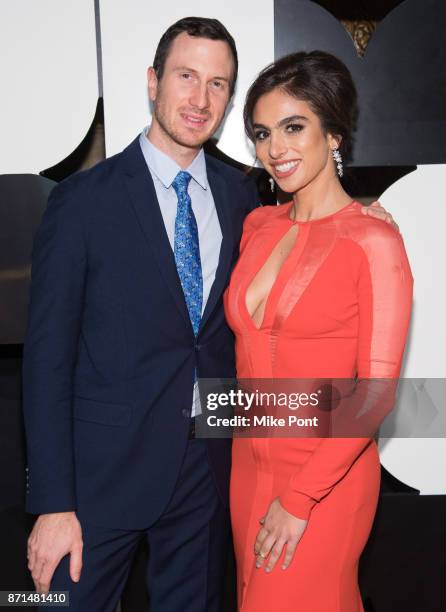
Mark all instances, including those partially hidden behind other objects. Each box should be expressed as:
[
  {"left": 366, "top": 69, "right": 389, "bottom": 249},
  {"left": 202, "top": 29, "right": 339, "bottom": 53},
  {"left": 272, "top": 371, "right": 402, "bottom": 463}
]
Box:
[{"left": 252, "top": 88, "right": 339, "bottom": 193}]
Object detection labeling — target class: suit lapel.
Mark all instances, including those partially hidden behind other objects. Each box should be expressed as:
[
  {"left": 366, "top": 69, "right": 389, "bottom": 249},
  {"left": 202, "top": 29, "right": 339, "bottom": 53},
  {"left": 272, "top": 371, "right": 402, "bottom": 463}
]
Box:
[
  {"left": 200, "top": 158, "right": 235, "bottom": 331},
  {"left": 121, "top": 138, "right": 193, "bottom": 332}
]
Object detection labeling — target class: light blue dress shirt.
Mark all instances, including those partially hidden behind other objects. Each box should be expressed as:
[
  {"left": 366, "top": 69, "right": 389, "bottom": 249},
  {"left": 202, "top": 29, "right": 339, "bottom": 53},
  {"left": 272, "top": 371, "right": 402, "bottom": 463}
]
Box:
[
  {"left": 139, "top": 128, "right": 222, "bottom": 313},
  {"left": 139, "top": 128, "right": 222, "bottom": 416}
]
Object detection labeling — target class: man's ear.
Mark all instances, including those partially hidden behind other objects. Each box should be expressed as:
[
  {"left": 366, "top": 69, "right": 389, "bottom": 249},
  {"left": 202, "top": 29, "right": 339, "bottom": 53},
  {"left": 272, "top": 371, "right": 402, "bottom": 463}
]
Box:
[{"left": 147, "top": 67, "right": 158, "bottom": 102}]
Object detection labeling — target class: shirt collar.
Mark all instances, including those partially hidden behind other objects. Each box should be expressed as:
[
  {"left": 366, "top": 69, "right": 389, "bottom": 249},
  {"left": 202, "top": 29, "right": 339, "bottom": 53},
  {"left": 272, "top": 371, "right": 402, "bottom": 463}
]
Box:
[{"left": 139, "top": 126, "right": 208, "bottom": 191}]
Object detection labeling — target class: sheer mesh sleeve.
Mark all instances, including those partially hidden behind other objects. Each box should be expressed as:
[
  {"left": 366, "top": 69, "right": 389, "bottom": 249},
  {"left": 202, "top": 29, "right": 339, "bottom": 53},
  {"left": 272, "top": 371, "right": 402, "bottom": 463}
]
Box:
[{"left": 280, "top": 223, "right": 413, "bottom": 520}]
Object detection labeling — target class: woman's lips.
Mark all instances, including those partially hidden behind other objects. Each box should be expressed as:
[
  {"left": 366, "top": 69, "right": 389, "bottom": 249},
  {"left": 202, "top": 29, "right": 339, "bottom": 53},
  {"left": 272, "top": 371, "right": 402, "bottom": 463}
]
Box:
[{"left": 272, "top": 160, "right": 301, "bottom": 179}]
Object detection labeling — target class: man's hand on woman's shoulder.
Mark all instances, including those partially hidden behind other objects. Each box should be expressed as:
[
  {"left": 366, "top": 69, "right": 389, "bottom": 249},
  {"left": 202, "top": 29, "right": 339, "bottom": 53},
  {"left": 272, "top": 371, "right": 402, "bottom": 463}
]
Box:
[{"left": 361, "top": 200, "right": 399, "bottom": 232}]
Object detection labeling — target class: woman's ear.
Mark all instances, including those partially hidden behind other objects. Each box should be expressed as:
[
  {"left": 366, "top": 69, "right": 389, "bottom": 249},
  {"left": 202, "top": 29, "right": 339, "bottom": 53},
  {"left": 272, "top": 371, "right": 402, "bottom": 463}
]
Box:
[{"left": 328, "top": 134, "right": 342, "bottom": 150}]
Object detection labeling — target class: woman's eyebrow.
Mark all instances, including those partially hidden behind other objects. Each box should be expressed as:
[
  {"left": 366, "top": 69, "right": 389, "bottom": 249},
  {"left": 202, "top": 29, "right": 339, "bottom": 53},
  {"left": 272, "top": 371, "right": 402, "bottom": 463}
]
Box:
[
  {"left": 253, "top": 115, "right": 309, "bottom": 131},
  {"left": 277, "top": 114, "right": 309, "bottom": 126}
]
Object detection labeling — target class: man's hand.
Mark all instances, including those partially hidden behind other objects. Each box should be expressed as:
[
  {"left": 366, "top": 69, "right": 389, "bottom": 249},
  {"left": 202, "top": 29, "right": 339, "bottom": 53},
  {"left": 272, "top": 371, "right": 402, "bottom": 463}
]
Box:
[
  {"left": 254, "top": 498, "right": 307, "bottom": 573},
  {"left": 27, "top": 511, "right": 83, "bottom": 594},
  {"left": 361, "top": 200, "right": 399, "bottom": 231}
]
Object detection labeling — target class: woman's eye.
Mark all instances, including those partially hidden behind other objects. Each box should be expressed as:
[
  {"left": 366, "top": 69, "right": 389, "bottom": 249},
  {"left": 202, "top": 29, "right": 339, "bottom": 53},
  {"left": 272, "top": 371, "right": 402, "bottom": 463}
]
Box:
[
  {"left": 254, "top": 130, "right": 269, "bottom": 141},
  {"left": 286, "top": 123, "right": 304, "bottom": 133}
]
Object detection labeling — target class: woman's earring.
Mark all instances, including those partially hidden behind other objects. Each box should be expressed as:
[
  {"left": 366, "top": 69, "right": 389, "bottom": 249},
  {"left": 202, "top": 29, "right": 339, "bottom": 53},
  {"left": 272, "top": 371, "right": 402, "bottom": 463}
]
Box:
[
  {"left": 269, "top": 177, "right": 275, "bottom": 192},
  {"left": 332, "top": 148, "right": 343, "bottom": 178}
]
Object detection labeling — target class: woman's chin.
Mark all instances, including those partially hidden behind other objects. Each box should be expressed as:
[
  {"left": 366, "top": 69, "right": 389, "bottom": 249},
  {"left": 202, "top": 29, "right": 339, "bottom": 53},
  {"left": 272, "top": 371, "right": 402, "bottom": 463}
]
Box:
[{"left": 275, "top": 177, "right": 302, "bottom": 194}]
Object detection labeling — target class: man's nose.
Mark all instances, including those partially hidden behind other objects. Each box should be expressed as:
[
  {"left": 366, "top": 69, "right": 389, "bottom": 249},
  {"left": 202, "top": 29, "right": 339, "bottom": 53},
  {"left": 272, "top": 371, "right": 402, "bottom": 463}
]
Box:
[{"left": 189, "top": 83, "right": 210, "bottom": 110}]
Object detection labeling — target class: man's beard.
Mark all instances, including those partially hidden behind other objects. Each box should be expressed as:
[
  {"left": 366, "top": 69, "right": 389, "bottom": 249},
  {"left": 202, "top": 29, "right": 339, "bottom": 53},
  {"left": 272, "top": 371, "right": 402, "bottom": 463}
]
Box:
[{"left": 153, "top": 100, "right": 211, "bottom": 150}]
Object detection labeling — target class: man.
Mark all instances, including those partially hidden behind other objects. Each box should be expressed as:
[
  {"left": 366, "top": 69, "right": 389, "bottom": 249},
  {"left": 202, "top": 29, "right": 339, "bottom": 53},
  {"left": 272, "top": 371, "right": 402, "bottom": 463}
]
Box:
[{"left": 23, "top": 16, "right": 395, "bottom": 612}]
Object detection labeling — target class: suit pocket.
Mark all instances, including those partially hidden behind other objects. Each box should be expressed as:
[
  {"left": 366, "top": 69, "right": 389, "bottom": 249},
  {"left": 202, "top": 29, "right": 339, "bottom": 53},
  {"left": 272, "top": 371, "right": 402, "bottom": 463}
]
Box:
[{"left": 73, "top": 396, "right": 131, "bottom": 427}]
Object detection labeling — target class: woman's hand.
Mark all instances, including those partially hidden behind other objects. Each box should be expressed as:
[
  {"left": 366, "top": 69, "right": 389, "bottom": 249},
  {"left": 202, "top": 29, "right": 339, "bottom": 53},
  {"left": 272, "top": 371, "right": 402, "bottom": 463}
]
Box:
[{"left": 254, "top": 497, "right": 308, "bottom": 572}]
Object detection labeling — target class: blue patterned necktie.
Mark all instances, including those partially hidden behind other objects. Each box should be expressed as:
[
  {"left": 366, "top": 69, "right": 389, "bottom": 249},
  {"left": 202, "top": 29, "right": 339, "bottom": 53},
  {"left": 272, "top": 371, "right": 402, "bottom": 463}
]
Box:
[{"left": 172, "top": 171, "right": 203, "bottom": 336}]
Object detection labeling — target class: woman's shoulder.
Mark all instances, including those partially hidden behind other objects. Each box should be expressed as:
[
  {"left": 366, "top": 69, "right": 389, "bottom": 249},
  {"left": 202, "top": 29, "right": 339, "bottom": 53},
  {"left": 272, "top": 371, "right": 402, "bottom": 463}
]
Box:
[
  {"left": 343, "top": 201, "right": 406, "bottom": 259},
  {"left": 239, "top": 204, "right": 286, "bottom": 251},
  {"left": 243, "top": 202, "right": 288, "bottom": 229}
]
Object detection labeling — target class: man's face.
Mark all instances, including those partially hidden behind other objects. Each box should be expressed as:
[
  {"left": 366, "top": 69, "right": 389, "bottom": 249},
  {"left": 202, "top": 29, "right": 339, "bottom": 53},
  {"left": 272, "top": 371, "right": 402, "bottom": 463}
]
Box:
[{"left": 148, "top": 32, "right": 234, "bottom": 150}]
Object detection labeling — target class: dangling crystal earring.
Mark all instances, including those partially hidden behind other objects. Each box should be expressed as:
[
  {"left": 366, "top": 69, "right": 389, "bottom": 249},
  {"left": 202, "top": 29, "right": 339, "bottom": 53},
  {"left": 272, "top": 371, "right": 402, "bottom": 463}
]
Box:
[
  {"left": 332, "top": 148, "right": 343, "bottom": 178},
  {"left": 269, "top": 177, "right": 275, "bottom": 192}
]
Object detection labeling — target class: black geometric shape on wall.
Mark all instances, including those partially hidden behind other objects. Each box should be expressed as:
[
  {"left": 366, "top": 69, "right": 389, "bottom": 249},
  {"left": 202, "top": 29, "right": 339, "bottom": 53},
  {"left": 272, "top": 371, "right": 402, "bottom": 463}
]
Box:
[
  {"left": 274, "top": 0, "right": 446, "bottom": 166},
  {"left": 340, "top": 165, "right": 416, "bottom": 199},
  {"left": 41, "top": 97, "right": 105, "bottom": 183},
  {"left": 312, "top": 0, "right": 405, "bottom": 21},
  {"left": 379, "top": 465, "right": 419, "bottom": 494},
  {"left": 359, "top": 495, "right": 446, "bottom": 611},
  {"left": 0, "top": 174, "right": 55, "bottom": 344}
]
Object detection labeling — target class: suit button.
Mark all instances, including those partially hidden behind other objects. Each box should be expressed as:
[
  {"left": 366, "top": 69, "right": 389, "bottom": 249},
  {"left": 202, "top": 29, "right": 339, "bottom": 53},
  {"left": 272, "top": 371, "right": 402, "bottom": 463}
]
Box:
[{"left": 182, "top": 408, "right": 190, "bottom": 418}]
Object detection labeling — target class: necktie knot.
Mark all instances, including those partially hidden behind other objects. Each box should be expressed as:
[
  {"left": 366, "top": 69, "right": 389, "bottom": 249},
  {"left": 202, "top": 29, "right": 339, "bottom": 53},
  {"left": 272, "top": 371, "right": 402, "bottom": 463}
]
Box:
[{"left": 172, "top": 171, "right": 192, "bottom": 199}]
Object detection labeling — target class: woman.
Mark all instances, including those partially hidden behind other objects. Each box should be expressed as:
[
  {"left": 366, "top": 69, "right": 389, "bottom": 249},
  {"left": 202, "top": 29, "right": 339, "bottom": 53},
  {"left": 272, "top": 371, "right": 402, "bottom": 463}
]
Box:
[{"left": 224, "top": 51, "right": 413, "bottom": 611}]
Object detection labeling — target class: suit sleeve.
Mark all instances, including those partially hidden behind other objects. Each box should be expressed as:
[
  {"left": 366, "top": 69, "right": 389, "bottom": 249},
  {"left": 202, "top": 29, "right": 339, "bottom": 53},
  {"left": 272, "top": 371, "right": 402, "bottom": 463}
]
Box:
[
  {"left": 23, "top": 181, "right": 87, "bottom": 514},
  {"left": 280, "top": 226, "right": 413, "bottom": 520}
]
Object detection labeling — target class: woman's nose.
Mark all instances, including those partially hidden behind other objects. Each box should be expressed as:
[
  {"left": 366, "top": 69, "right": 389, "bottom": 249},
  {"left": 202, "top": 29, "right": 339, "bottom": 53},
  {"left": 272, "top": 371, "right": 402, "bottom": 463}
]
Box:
[{"left": 268, "top": 132, "right": 287, "bottom": 159}]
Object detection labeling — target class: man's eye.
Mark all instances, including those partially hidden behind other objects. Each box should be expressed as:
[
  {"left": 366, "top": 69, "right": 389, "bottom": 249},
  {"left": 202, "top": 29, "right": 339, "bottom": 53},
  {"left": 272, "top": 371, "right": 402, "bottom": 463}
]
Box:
[
  {"left": 212, "top": 80, "right": 223, "bottom": 89},
  {"left": 181, "top": 73, "right": 191, "bottom": 79},
  {"left": 286, "top": 123, "right": 304, "bottom": 133},
  {"left": 254, "top": 131, "right": 269, "bottom": 141}
]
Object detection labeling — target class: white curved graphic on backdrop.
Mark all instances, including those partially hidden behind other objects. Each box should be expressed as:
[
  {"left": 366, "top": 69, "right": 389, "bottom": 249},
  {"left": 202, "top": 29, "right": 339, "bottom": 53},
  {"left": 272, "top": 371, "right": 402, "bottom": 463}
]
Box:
[
  {"left": 100, "top": 0, "right": 273, "bottom": 162},
  {"left": 0, "top": 0, "right": 98, "bottom": 174},
  {"left": 378, "top": 164, "right": 446, "bottom": 494}
]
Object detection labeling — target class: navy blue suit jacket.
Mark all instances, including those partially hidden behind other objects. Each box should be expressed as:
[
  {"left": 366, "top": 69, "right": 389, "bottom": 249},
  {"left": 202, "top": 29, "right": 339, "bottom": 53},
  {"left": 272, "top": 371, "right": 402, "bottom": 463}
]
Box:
[{"left": 23, "top": 136, "right": 258, "bottom": 529}]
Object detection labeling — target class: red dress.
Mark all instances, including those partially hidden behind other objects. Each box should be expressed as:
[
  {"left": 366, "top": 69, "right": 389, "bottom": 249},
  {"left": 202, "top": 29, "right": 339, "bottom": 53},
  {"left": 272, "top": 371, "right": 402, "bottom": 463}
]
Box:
[{"left": 224, "top": 201, "right": 413, "bottom": 611}]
